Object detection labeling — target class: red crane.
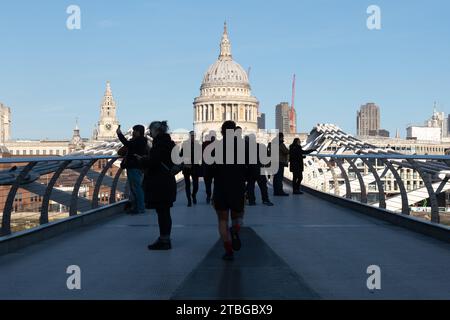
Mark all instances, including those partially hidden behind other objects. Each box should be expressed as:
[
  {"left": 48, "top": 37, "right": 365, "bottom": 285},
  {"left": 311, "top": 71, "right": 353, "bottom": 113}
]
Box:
[{"left": 289, "top": 74, "right": 296, "bottom": 133}]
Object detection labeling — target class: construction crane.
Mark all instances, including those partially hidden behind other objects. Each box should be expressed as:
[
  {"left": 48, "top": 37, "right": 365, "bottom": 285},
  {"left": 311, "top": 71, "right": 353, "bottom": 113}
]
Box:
[{"left": 289, "top": 74, "right": 297, "bottom": 134}]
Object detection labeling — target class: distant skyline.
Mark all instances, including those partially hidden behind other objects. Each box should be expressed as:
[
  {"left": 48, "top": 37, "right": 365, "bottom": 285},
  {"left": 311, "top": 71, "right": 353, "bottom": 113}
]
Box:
[{"left": 0, "top": 0, "right": 449, "bottom": 140}]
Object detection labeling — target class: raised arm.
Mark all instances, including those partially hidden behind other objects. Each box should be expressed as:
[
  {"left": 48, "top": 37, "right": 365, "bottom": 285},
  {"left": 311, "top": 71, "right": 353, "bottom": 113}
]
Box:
[{"left": 117, "top": 130, "right": 130, "bottom": 147}]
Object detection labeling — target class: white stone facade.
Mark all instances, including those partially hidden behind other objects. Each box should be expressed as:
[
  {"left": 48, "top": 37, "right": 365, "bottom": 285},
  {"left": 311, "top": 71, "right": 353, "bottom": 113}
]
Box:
[
  {"left": 0, "top": 102, "right": 11, "bottom": 143},
  {"left": 4, "top": 140, "right": 70, "bottom": 156},
  {"left": 96, "top": 81, "right": 120, "bottom": 141},
  {"left": 193, "top": 23, "right": 259, "bottom": 140}
]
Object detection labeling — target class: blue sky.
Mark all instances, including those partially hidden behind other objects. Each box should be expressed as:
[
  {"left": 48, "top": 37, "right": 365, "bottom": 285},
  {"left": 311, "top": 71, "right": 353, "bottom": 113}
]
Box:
[{"left": 0, "top": 0, "right": 449, "bottom": 140}]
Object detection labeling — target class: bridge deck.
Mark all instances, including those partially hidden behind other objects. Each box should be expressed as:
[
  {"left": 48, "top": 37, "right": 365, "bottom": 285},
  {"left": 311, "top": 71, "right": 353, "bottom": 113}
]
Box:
[{"left": 0, "top": 183, "right": 449, "bottom": 300}]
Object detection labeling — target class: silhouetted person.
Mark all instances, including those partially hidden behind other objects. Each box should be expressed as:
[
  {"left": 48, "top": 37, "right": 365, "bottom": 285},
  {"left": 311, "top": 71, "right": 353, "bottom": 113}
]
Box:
[
  {"left": 272, "top": 132, "right": 289, "bottom": 196},
  {"left": 289, "top": 138, "right": 316, "bottom": 194},
  {"left": 181, "top": 131, "right": 201, "bottom": 207},
  {"left": 210, "top": 121, "right": 247, "bottom": 261},
  {"left": 137, "top": 121, "right": 177, "bottom": 250},
  {"left": 117, "top": 124, "right": 148, "bottom": 214},
  {"left": 202, "top": 133, "right": 216, "bottom": 204},
  {"left": 245, "top": 135, "right": 273, "bottom": 206}
]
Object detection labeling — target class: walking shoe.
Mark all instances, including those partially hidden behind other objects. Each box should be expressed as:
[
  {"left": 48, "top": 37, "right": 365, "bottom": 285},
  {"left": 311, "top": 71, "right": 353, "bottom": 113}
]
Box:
[
  {"left": 206, "top": 197, "right": 211, "bottom": 204},
  {"left": 230, "top": 227, "right": 241, "bottom": 251},
  {"left": 293, "top": 190, "right": 304, "bottom": 195},
  {"left": 148, "top": 239, "right": 172, "bottom": 250},
  {"left": 192, "top": 194, "right": 197, "bottom": 205},
  {"left": 263, "top": 200, "right": 274, "bottom": 206},
  {"left": 222, "top": 252, "right": 234, "bottom": 261}
]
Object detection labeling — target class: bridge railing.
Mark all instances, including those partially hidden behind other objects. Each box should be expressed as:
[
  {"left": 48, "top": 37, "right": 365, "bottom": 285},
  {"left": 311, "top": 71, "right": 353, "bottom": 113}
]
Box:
[
  {"left": 286, "top": 153, "right": 450, "bottom": 226},
  {"left": 0, "top": 156, "right": 131, "bottom": 237}
]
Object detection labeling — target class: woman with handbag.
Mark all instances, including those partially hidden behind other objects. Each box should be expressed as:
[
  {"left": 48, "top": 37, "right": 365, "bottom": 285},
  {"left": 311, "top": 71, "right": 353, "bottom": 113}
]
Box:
[{"left": 136, "top": 121, "right": 177, "bottom": 250}]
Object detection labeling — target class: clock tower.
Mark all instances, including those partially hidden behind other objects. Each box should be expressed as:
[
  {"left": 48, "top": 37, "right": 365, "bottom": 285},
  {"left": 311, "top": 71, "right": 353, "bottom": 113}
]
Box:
[{"left": 96, "top": 81, "right": 119, "bottom": 141}]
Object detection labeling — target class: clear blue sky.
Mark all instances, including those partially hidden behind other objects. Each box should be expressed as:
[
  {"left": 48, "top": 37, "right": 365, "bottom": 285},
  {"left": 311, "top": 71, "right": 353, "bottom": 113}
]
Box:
[{"left": 0, "top": 0, "right": 449, "bottom": 140}]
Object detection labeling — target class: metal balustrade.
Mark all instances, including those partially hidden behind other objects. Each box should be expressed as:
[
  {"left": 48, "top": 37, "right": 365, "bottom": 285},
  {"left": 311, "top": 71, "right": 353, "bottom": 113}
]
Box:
[
  {"left": 288, "top": 153, "right": 450, "bottom": 226},
  {"left": 0, "top": 156, "right": 129, "bottom": 236},
  {"left": 0, "top": 155, "right": 185, "bottom": 237}
]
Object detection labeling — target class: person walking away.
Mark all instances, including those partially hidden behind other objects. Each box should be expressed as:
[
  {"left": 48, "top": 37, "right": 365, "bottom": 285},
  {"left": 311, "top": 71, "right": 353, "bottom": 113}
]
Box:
[
  {"left": 289, "top": 138, "right": 316, "bottom": 194},
  {"left": 210, "top": 121, "right": 248, "bottom": 261},
  {"left": 202, "top": 134, "right": 216, "bottom": 204},
  {"left": 272, "top": 132, "right": 289, "bottom": 196},
  {"left": 245, "top": 135, "right": 274, "bottom": 206},
  {"left": 181, "top": 131, "right": 201, "bottom": 207},
  {"left": 137, "top": 121, "right": 177, "bottom": 250},
  {"left": 117, "top": 125, "right": 148, "bottom": 214}
]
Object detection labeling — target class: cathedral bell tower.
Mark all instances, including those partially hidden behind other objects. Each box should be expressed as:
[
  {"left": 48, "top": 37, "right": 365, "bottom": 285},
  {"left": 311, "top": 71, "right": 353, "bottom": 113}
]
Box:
[{"left": 96, "top": 81, "right": 119, "bottom": 141}]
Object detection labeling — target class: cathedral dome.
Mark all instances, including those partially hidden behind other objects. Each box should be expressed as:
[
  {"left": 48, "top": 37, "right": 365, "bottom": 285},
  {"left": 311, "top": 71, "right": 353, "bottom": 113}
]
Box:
[
  {"left": 201, "top": 23, "right": 250, "bottom": 90},
  {"left": 193, "top": 23, "right": 259, "bottom": 138},
  {"left": 202, "top": 60, "right": 249, "bottom": 88}
]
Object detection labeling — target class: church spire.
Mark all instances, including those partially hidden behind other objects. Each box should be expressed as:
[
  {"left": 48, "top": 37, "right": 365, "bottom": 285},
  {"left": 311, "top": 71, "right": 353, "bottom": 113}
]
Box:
[
  {"left": 219, "top": 21, "right": 232, "bottom": 60},
  {"left": 106, "top": 81, "right": 112, "bottom": 95}
]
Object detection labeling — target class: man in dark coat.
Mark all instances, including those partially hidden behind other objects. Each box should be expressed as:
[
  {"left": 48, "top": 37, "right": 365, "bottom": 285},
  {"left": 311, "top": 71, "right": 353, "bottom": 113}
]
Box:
[
  {"left": 273, "top": 132, "right": 290, "bottom": 196},
  {"left": 117, "top": 125, "right": 148, "bottom": 214},
  {"left": 289, "top": 138, "right": 316, "bottom": 194}
]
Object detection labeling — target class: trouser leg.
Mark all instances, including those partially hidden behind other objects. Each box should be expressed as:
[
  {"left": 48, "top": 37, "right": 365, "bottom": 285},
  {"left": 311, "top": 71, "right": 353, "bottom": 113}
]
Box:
[
  {"left": 246, "top": 178, "right": 256, "bottom": 202},
  {"left": 204, "top": 176, "right": 212, "bottom": 199},
  {"left": 192, "top": 175, "right": 199, "bottom": 197},
  {"left": 184, "top": 173, "right": 191, "bottom": 201},
  {"left": 128, "top": 169, "right": 145, "bottom": 212},
  {"left": 126, "top": 170, "right": 136, "bottom": 209},
  {"left": 292, "top": 171, "right": 299, "bottom": 191},
  {"left": 298, "top": 172, "right": 304, "bottom": 190},
  {"left": 257, "top": 175, "right": 269, "bottom": 201},
  {"left": 274, "top": 164, "right": 284, "bottom": 194},
  {"left": 156, "top": 207, "right": 172, "bottom": 239}
]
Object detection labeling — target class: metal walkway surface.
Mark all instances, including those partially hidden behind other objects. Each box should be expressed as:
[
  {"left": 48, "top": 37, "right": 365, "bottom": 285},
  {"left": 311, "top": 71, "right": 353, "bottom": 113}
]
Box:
[{"left": 0, "top": 183, "right": 449, "bottom": 300}]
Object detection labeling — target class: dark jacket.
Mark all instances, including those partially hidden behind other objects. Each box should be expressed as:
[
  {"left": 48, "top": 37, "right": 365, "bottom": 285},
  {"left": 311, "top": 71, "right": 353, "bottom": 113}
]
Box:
[
  {"left": 141, "top": 133, "right": 177, "bottom": 209},
  {"left": 117, "top": 132, "right": 148, "bottom": 169},
  {"left": 201, "top": 140, "right": 214, "bottom": 178},
  {"left": 289, "top": 144, "right": 314, "bottom": 173},
  {"left": 180, "top": 140, "right": 202, "bottom": 177},
  {"left": 245, "top": 140, "right": 264, "bottom": 181},
  {"left": 210, "top": 137, "right": 248, "bottom": 212},
  {"left": 271, "top": 137, "right": 289, "bottom": 165}
]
